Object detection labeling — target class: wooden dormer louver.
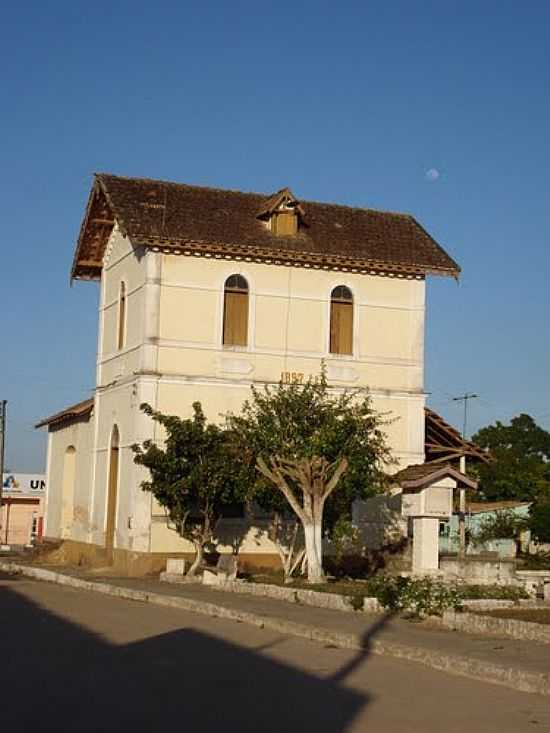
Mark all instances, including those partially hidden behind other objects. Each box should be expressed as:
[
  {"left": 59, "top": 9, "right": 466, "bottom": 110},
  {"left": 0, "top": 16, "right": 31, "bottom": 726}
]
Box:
[
  {"left": 272, "top": 210, "right": 297, "bottom": 235},
  {"left": 256, "top": 186, "right": 304, "bottom": 237}
]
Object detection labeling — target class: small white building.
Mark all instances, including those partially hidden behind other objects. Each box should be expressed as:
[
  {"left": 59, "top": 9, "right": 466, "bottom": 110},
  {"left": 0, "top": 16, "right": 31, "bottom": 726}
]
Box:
[
  {"left": 1, "top": 473, "right": 46, "bottom": 547},
  {"left": 37, "top": 174, "right": 462, "bottom": 575}
]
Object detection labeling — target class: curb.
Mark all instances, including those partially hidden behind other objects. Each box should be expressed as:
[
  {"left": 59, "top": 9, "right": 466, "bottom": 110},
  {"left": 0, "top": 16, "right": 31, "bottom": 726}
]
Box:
[
  {"left": 2, "top": 561, "right": 549, "bottom": 697},
  {"left": 430, "top": 609, "right": 550, "bottom": 645}
]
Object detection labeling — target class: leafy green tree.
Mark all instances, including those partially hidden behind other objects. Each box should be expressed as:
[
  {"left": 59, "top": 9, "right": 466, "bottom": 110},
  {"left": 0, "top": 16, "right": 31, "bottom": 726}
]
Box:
[
  {"left": 132, "top": 402, "right": 250, "bottom": 577},
  {"left": 529, "top": 497, "right": 550, "bottom": 544},
  {"left": 227, "top": 370, "right": 393, "bottom": 583},
  {"left": 472, "top": 414, "right": 550, "bottom": 501}
]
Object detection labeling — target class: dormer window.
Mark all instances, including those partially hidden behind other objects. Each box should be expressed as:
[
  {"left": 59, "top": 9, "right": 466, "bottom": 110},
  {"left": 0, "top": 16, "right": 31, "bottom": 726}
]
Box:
[{"left": 257, "top": 187, "right": 305, "bottom": 236}]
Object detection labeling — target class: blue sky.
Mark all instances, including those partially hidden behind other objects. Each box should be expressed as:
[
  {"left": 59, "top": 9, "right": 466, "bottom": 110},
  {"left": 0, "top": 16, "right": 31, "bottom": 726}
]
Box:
[{"left": 1, "top": 1, "right": 549, "bottom": 471}]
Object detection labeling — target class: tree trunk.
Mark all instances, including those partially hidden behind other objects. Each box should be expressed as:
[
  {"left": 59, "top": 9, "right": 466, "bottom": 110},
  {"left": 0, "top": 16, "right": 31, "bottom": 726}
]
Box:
[
  {"left": 186, "top": 541, "right": 204, "bottom": 577},
  {"left": 314, "top": 514, "right": 324, "bottom": 576},
  {"left": 304, "top": 521, "right": 324, "bottom": 583}
]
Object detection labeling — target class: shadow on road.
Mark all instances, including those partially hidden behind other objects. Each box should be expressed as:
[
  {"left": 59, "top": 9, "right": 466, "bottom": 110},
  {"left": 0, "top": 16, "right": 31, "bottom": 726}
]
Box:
[{"left": 0, "top": 579, "right": 393, "bottom": 732}]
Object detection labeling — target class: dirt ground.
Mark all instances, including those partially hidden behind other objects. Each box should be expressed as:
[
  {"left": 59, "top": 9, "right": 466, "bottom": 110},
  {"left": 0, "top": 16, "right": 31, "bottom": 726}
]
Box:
[
  {"left": 2, "top": 571, "right": 549, "bottom": 732},
  {"left": 480, "top": 608, "right": 550, "bottom": 625}
]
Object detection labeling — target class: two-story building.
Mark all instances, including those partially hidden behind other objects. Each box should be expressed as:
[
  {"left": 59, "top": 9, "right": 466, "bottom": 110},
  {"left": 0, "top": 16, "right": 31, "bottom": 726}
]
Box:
[{"left": 37, "top": 174, "right": 460, "bottom": 574}]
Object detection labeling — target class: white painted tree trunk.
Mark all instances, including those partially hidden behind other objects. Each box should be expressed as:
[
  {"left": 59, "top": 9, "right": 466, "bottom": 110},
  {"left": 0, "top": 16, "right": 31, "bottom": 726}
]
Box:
[
  {"left": 304, "top": 521, "right": 324, "bottom": 583},
  {"left": 186, "top": 541, "right": 204, "bottom": 577},
  {"left": 314, "top": 522, "right": 323, "bottom": 574}
]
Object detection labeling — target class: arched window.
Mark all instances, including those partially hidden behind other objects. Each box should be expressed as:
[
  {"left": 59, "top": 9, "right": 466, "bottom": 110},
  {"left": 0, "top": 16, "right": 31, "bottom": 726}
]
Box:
[
  {"left": 61, "top": 446, "right": 76, "bottom": 537},
  {"left": 105, "top": 425, "right": 119, "bottom": 557},
  {"left": 117, "top": 282, "right": 126, "bottom": 350},
  {"left": 223, "top": 275, "right": 249, "bottom": 347},
  {"left": 330, "top": 285, "right": 353, "bottom": 355}
]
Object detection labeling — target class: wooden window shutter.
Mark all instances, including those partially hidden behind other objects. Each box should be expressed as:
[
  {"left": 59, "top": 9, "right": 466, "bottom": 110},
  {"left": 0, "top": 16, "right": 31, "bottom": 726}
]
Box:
[
  {"left": 330, "top": 287, "right": 353, "bottom": 355},
  {"left": 273, "top": 212, "right": 297, "bottom": 235},
  {"left": 223, "top": 276, "right": 249, "bottom": 346}
]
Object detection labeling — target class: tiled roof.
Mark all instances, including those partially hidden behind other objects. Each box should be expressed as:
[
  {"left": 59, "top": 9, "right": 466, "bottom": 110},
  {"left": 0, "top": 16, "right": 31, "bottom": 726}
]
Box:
[
  {"left": 35, "top": 398, "right": 94, "bottom": 429},
  {"left": 467, "top": 501, "right": 531, "bottom": 514},
  {"left": 392, "top": 463, "right": 478, "bottom": 490},
  {"left": 72, "top": 174, "right": 461, "bottom": 280}
]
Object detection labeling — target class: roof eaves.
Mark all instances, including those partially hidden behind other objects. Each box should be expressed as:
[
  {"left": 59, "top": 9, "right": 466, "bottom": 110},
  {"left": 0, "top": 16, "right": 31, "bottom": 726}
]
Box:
[
  {"left": 35, "top": 398, "right": 94, "bottom": 429},
  {"left": 135, "top": 236, "right": 453, "bottom": 278}
]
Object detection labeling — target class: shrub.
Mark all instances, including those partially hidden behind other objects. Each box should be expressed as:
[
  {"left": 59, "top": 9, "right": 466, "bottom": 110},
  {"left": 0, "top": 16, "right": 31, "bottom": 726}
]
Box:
[
  {"left": 473, "top": 510, "right": 528, "bottom": 551},
  {"left": 520, "top": 551, "right": 550, "bottom": 571},
  {"left": 324, "top": 553, "right": 374, "bottom": 579},
  {"left": 365, "top": 575, "right": 462, "bottom": 617},
  {"left": 457, "top": 584, "right": 529, "bottom": 601}
]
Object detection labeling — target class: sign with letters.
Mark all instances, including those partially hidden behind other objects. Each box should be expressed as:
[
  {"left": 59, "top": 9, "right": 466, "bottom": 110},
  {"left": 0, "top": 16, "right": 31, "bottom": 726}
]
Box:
[{"left": 2, "top": 473, "right": 46, "bottom": 494}]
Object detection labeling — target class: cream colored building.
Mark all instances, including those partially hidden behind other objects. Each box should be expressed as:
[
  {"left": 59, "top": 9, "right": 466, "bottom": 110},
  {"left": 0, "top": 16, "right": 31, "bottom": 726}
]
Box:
[{"left": 37, "top": 174, "right": 460, "bottom": 574}]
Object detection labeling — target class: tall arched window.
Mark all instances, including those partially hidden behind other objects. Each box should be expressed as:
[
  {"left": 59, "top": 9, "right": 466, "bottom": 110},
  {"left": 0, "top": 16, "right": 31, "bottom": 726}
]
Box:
[
  {"left": 330, "top": 285, "right": 353, "bottom": 355},
  {"left": 61, "top": 446, "right": 76, "bottom": 537},
  {"left": 117, "top": 282, "right": 126, "bottom": 350},
  {"left": 105, "top": 425, "right": 119, "bottom": 557},
  {"left": 223, "top": 275, "right": 249, "bottom": 347}
]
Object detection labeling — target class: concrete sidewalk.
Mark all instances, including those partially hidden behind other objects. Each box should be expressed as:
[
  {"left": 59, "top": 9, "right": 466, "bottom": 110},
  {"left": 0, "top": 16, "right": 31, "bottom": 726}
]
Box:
[{"left": 2, "top": 560, "right": 549, "bottom": 696}]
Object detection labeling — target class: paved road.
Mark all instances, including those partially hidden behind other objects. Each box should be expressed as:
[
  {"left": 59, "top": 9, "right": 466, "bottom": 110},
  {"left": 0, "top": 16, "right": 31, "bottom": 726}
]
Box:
[{"left": 1, "top": 573, "right": 549, "bottom": 732}]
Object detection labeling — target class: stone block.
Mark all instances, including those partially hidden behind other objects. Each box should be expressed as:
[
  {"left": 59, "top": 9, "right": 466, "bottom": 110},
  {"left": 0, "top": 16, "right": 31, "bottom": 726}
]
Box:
[
  {"left": 166, "top": 558, "right": 187, "bottom": 575},
  {"left": 202, "top": 568, "right": 221, "bottom": 586},
  {"left": 217, "top": 555, "right": 238, "bottom": 578}
]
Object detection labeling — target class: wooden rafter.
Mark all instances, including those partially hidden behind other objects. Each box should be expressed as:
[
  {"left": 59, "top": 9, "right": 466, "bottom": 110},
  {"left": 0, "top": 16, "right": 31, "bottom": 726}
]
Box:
[
  {"left": 71, "top": 181, "right": 116, "bottom": 280},
  {"left": 425, "top": 407, "right": 491, "bottom": 465}
]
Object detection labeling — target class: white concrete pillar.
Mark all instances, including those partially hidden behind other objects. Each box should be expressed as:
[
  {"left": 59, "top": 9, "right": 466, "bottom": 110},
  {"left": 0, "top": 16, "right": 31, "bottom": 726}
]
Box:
[{"left": 412, "top": 517, "right": 440, "bottom": 573}]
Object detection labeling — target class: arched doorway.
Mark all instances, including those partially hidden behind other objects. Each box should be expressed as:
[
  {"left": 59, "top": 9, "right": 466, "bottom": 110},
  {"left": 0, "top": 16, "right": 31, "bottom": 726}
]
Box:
[
  {"left": 105, "top": 426, "right": 119, "bottom": 560},
  {"left": 61, "top": 446, "right": 76, "bottom": 537}
]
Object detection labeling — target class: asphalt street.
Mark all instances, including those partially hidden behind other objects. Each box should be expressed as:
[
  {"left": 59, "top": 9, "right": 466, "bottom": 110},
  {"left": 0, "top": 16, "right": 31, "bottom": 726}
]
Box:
[{"left": 1, "top": 572, "right": 548, "bottom": 732}]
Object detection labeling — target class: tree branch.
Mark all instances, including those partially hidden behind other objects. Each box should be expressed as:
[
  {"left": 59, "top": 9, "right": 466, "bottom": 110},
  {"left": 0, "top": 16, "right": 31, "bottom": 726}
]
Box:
[
  {"left": 257, "top": 456, "right": 306, "bottom": 522},
  {"left": 323, "top": 457, "right": 349, "bottom": 501}
]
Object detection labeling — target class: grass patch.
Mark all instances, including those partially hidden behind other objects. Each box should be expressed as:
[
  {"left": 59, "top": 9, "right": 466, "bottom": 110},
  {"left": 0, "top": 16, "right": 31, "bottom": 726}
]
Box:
[
  {"left": 479, "top": 609, "right": 550, "bottom": 625},
  {"left": 249, "top": 573, "right": 370, "bottom": 597}
]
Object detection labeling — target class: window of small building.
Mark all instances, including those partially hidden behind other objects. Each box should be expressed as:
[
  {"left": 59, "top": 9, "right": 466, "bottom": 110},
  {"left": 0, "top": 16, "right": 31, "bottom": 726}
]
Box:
[
  {"left": 223, "top": 275, "right": 249, "bottom": 347},
  {"left": 117, "top": 282, "right": 126, "bottom": 350},
  {"left": 329, "top": 285, "right": 353, "bottom": 356}
]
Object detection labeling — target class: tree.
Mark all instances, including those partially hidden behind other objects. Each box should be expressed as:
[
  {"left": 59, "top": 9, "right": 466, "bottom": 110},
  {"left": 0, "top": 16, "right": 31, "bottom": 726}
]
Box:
[
  {"left": 529, "top": 496, "right": 550, "bottom": 544},
  {"left": 472, "top": 414, "right": 550, "bottom": 502},
  {"left": 227, "top": 370, "right": 392, "bottom": 583},
  {"left": 249, "top": 478, "right": 307, "bottom": 583},
  {"left": 132, "top": 402, "right": 249, "bottom": 577}
]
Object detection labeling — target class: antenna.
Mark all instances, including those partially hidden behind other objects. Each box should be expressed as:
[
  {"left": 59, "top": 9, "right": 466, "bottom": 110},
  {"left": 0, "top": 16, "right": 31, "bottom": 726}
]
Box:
[{"left": 452, "top": 393, "right": 478, "bottom": 439}]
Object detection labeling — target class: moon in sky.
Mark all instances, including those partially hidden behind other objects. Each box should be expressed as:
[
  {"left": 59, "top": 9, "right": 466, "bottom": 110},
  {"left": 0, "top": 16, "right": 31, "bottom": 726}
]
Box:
[{"left": 425, "top": 168, "right": 440, "bottom": 181}]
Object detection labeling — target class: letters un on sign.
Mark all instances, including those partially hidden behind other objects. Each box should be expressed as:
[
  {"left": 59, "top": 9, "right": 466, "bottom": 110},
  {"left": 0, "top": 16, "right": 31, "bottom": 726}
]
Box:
[{"left": 2, "top": 473, "right": 46, "bottom": 494}]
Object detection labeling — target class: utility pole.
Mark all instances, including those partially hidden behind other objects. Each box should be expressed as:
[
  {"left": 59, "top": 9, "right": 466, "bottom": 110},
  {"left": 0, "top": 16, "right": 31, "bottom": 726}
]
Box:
[
  {"left": 452, "top": 393, "right": 478, "bottom": 559},
  {"left": 452, "top": 392, "right": 478, "bottom": 441},
  {"left": 0, "top": 401, "right": 6, "bottom": 540}
]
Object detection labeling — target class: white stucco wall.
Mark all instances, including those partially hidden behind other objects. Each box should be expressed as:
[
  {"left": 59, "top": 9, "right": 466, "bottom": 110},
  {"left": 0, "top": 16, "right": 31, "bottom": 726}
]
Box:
[
  {"left": 44, "top": 414, "right": 94, "bottom": 542},
  {"left": 153, "top": 255, "right": 426, "bottom": 465},
  {"left": 48, "top": 224, "right": 430, "bottom": 558}
]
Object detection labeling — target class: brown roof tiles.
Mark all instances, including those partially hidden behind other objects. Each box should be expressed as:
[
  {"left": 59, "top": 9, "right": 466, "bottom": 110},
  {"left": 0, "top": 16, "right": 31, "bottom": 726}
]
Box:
[
  {"left": 35, "top": 398, "right": 94, "bottom": 429},
  {"left": 72, "top": 174, "right": 461, "bottom": 280}
]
